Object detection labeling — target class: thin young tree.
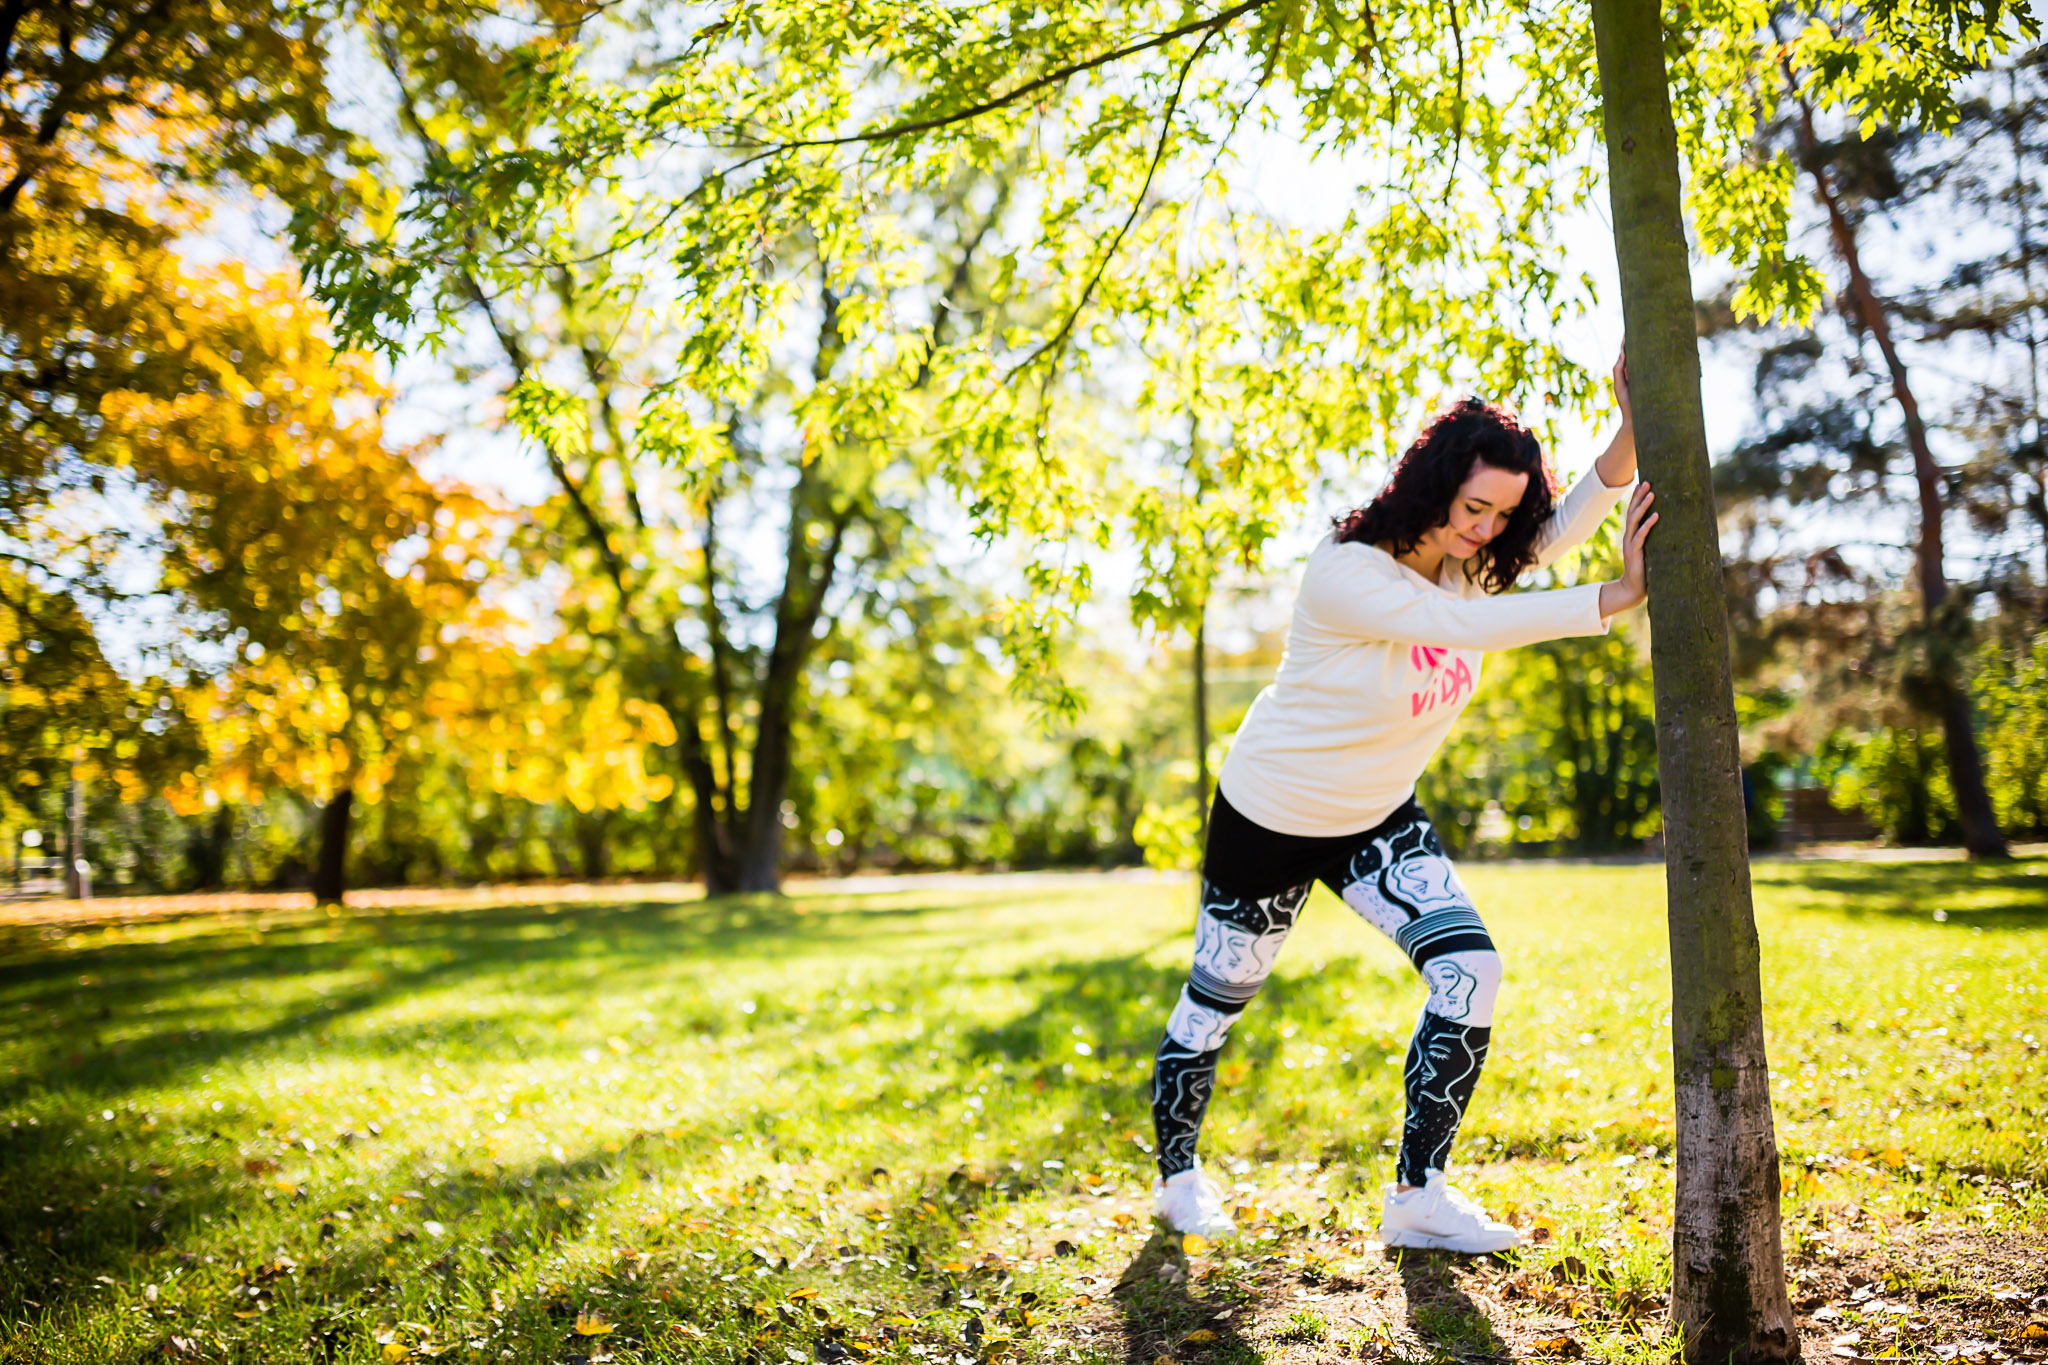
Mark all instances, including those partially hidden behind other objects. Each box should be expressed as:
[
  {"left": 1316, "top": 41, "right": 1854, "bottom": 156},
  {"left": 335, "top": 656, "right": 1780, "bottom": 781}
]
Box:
[{"left": 1590, "top": 0, "right": 1798, "bottom": 1356}]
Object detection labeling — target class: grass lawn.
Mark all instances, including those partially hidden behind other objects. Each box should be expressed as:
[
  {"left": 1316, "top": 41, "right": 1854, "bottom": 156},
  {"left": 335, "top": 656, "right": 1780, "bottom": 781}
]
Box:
[{"left": 2, "top": 858, "right": 2046, "bottom": 1365}]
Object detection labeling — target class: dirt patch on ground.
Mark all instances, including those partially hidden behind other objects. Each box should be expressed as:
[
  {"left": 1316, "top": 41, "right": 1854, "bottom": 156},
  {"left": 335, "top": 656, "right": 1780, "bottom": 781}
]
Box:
[
  {"left": 1785, "top": 1220, "right": 2048, "bottom": 1365},
  {"left": 1037, "top": 1215, "right": 2048, "bottom": 1365}
]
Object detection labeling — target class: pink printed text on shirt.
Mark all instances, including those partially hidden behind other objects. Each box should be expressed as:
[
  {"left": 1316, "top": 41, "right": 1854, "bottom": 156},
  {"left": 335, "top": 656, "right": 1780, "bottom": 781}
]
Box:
[{"left": 1409, "top": 647, "right": 1474, "bottom": 717}]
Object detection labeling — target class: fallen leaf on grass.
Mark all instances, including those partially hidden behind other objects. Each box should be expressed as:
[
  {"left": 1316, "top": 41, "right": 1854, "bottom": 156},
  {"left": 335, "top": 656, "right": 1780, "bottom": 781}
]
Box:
[
  {"left": 2017, "top": 1324, "right": 2048, "bottom": 1344},
  {"left": 1529, "top": 1336, "right": 1583, "bottom": 1358},
  {"left": 1182, "top": 1330, "right": 1218, "bottom": 1344},
  {"left": 573, "top": 1311, "right": 616, "bottom": 1337},
  {"left": 1182, "top": 1234, "right": 1209, "bottom": 1256}
]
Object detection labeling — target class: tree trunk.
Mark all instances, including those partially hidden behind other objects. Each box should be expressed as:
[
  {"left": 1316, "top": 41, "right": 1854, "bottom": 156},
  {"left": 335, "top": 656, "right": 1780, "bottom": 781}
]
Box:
[
  {"left": 189, "top": 803, "right": 234, "bottom": 890},
  {"left": 64, "top": 768, "right": 88, "bottom": 901},
  {"left": 1786, "top": 93, "right": 2009, "bottom": 858},
  {"left": 737, "top": 499, "right": 853, "bottom": 894},
  {"left": 575, "top": 810, "right": 610, "bottom": 880},
  {"left": 677, "top": 713, "right": 741, "bottom": 894},
  {"left": 1193, "top": 609, "right": 1210, "bottom": 846},
  {"left": 311, "top": 787, "right": 354, "bottom": 906},
  {"left": 1589, "top": 5, "right": 1799, "bottom": 1361}
]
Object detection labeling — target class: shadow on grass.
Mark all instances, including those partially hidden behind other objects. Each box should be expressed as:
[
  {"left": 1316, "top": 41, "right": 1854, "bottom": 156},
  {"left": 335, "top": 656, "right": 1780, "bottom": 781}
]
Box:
[
  {"left": 1756, "top": 862, "right": 2048, "bottom": 931},
  {"left": 0, "top": 1112, "right": 683, "bottom": 1332},
  {"left": 0, "top": 893, "right": 985, "bottom": 1110},
  {"left": 0, "top": 878, "right": 1431, "bottom": 1352},
  {"left": 1390, "top": 1247, "right": 1510, "bottom": 1356},
  {"left": 1111, "top": 1231, "right": 1258, "bottom": 1365},
  {"left": 0, "top": 889, "right": 993, "bottom": 1328}
]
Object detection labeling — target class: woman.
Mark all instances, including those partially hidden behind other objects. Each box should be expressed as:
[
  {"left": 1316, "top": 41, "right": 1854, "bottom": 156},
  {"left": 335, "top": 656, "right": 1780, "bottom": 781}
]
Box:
[{"left": 1149, "top": 354, "right": 1654, "bottom": 1253}]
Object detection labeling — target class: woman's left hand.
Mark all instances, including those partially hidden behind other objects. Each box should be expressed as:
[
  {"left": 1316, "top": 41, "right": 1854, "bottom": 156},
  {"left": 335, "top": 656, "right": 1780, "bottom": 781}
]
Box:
[{"left": 1598, "top": 482, "right": 1657, "bottom": 618}]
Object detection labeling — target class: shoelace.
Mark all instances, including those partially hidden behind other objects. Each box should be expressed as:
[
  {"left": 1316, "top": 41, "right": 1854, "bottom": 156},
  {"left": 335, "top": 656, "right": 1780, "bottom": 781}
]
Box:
[{"left": 1438, "top": 1182, "right": 1488, "bottom": 1220}]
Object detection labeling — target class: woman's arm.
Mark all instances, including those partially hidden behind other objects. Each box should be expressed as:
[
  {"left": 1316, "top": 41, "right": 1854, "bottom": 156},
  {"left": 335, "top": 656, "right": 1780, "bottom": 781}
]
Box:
[
  {"left": 1302, "top": 481, "right": 1659, "bottom": 648},
  {"left": 1596, "top": 482, "right": 1657, "bottom": 618},
  {"left": 1531, "top": 350, "right": 1636, "bottom": 568},
  {"left": 1301, "top": 548, "right": 1613, "bottom": 652},
  {"left": 1592, "top": 348, "right": 1637, "bottom": 487}
]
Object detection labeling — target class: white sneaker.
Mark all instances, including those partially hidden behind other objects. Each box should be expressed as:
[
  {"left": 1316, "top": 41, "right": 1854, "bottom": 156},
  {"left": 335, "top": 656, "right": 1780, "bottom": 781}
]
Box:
[
  {"left": 1151, "top": 1163, "right": 1236, "bottom": 1239},
  {"left": 1377, "top": 1169, "right": 1519, "bottom": 1253}
]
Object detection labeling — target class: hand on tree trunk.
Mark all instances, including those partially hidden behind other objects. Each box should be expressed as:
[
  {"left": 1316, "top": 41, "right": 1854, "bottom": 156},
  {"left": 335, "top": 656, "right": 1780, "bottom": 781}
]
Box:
[{"left": 1598, "top": 483, "right": 1658, "bottom": 618}]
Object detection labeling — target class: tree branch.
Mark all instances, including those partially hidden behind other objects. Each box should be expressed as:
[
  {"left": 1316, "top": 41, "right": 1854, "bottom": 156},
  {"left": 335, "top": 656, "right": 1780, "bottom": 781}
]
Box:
[
  {"left": 733, "top": 0, "right": 1266, "bottom": 154},
  {"left": 916, "top": 178, "right": 1011, "bottom": 388},
  {"left": 379, "top": 26, "right": 641, "bottom": 619},
  {"left": 1444, "top": 0, "right": 1464, "bottom": 196},
  {"left": 1009, "top": 25, "right": 1215, "bottom": 382}
]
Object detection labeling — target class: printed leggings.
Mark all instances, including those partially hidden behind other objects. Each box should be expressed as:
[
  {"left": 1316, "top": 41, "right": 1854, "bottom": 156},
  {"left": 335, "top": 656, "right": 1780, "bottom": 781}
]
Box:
[{"left": 1151, "top": 805, "right": 1500, "bottom": 1188}]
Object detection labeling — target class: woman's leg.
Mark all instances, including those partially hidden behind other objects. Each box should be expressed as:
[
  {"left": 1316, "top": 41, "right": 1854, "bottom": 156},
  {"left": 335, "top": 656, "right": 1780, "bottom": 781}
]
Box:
[
  {"left": 1151, "top": 878, "right": 1311, "bottom": 1177},
  {"left": 1324, "top": 807, "right": 1502, "bottom": 1186}
]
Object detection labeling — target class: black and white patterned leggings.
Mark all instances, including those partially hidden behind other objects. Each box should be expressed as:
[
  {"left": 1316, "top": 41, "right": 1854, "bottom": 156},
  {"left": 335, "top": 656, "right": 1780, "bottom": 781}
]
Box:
[{"left": 1151, "top": 806, "right": 1500, "bottom": 1188}]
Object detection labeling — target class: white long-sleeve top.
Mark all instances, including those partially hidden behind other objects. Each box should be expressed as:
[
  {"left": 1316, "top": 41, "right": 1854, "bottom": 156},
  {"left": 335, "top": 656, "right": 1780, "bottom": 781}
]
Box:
[{"left": 1217, "top": 469, "right": 1632, "bottom": 837}]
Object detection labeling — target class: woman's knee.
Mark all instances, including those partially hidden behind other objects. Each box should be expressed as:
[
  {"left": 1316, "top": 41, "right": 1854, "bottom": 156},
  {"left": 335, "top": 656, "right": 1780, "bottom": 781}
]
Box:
[
  {"left": 1419, "top": 946, "right": 1502, "bottom": 1028},
  {"left": 1163, "top": 987, "right": 1242, "bottom": 1052}
]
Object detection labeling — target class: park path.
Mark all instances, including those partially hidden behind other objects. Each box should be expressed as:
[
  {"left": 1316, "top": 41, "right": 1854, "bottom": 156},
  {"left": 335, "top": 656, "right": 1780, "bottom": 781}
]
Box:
[
  {"left": 0, "top": 865, "right": 1187, "bottom": 929},
  {"left": 3, "top": 845, "right": 2040, "bottom": 931}
]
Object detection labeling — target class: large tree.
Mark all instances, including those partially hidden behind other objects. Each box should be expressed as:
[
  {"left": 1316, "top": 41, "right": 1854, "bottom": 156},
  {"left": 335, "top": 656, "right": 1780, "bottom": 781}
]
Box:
[
  {"left": 0, "top": 0, "right": 359, "bottom": 888},
  {"left": 299, "top": 3, "right": 1076, "bottom": 892},
  {"left": 1783, "top": 64, "right": 2006, "bottom": 856},
  {"left": 1710, "top": 54, "right": 2048, "bottom": 847}
]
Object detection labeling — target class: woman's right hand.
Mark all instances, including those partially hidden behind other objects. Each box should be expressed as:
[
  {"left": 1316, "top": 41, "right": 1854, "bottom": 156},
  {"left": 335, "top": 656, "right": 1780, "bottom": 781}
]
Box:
[{"left": 1598, "top": 482, "right": 1657, "bottom": 618}]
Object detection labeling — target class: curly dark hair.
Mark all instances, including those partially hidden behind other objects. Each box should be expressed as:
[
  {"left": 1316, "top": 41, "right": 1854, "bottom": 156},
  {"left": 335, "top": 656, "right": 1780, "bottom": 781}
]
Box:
[{"left": 1332, "top": 398, "right": 1558, "bottom": 594}]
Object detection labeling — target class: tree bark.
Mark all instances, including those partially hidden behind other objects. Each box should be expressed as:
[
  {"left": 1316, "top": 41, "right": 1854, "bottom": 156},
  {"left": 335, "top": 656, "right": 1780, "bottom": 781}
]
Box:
[
  {"left": 1786, "top": 93, "right": 2009, "bottom": 858},
  {"left": 1589, "top": 4, "right": 1799, "bottom": 1361},
  {"left": 311, "top": 787, "right": 354, "bottom": 906}
]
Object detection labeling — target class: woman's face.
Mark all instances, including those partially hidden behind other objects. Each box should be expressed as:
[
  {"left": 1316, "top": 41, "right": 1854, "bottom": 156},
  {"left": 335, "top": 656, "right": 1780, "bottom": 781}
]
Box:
[{"left": 1430, "top": 461, "right": 1529, "bottom": 559}]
